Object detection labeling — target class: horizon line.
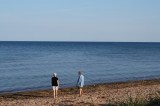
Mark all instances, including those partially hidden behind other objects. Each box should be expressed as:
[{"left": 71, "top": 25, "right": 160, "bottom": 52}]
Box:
[{"left": 0, "top": 40, "right": 160, "bottom": 43}]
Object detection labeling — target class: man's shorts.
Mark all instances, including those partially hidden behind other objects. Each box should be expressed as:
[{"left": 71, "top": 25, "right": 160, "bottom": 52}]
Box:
[
  {"left": 52, "top": 86, "right": 58, "bottom": 90},
  {"left": 78, "top": 86, "right": 83, "bottom": 89}
]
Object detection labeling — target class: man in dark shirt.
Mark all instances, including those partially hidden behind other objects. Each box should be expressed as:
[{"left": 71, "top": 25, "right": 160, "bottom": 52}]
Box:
[{"left": 51, "top": 73, "right": 59, "bottom": 98}]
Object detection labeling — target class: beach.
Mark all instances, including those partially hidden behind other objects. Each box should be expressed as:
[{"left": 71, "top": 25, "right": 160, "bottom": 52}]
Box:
[{"left": 0, "top": 79, "right": 160, "bottom": 106}]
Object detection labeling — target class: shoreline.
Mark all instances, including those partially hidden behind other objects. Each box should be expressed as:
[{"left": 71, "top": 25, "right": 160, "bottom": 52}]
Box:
[
  {"left": 1, "top": 79, "right": 160, "bottom": 105},
  {"left": 1, "top": 78, "right": 160, "bottom": 94}
]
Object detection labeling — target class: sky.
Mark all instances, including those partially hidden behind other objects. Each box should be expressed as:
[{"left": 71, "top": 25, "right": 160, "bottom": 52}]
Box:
[{"left": 0, "top": 0, "right": 160, "bottom": 42}]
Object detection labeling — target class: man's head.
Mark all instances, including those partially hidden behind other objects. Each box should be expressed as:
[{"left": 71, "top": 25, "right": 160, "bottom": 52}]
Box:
[{"left": 78, "top": 71, "right": 82, "bottom": 75}]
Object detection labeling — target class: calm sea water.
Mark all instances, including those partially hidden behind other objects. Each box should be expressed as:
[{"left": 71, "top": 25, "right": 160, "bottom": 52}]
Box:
[{"left": 0, "top": 41, "right": 160, "bottom": 93}]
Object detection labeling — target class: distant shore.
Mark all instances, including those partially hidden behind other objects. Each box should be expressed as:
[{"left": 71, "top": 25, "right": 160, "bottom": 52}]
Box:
[{"left": 0, "top": 79, "right": 160, "bottom": 106}]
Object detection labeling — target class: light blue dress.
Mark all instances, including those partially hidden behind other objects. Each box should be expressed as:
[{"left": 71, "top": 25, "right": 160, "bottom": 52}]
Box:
[{"left": 77, "top": 75, "right": 84, "bottom": 87}]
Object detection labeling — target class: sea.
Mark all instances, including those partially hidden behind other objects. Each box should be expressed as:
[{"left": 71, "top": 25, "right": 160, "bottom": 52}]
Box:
[{"left": 0, "top": 41, "right": 160, "bottom": 93}]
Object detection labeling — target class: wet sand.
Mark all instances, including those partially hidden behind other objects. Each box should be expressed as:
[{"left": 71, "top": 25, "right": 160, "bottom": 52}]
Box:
[{"left": 0, "top": 79, "right": 160, "bottom": 106}]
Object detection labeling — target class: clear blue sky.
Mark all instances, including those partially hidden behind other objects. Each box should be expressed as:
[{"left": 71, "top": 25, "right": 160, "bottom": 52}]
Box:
[{"left": 0, "top": 0, "right": 160, "bottom": 42}]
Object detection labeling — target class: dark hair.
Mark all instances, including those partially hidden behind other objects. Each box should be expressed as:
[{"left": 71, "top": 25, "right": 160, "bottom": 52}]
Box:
[{"left": 78, "top": 71, "right": 82, "bottom": 75}]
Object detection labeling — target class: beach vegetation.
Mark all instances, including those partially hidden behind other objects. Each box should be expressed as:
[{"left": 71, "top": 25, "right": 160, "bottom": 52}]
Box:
[{"left": 119, "top": 91, "right": 160, "bottom": 106}]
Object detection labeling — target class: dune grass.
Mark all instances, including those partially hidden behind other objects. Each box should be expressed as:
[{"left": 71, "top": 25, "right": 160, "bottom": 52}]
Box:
[{"left": 119, "top": 92, "right": 160, "bottom": 106}]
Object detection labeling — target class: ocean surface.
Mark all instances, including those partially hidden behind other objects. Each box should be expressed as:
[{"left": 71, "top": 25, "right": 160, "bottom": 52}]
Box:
[{"left": 0, "top": 41, "right": 160, "bottom": 93}]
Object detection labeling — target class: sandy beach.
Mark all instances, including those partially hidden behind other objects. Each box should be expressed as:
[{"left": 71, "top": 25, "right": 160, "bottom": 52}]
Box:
[{"left": 0, "top": 79, "right": 160, "bottom": 106}]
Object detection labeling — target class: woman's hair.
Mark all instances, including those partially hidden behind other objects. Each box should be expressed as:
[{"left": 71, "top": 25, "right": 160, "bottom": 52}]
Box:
[{"left": 53, "top": 73, "right": 57, "bottom": 77}]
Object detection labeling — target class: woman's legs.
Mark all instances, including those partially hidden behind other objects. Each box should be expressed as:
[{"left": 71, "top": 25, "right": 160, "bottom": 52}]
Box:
[
  {"left": 53, "top": 86, "right": 56, "bottom": 98},
  {"left": 55, "top": 87, "right": 58, "bottom": 97},
  {"left": 53, "top": 89, "right": 56, "bottom": 98}
]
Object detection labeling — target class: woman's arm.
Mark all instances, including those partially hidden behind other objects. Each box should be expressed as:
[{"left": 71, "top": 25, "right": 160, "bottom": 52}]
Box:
[{"left": 57, "top": 80, "right": 59, "bottom": 87}]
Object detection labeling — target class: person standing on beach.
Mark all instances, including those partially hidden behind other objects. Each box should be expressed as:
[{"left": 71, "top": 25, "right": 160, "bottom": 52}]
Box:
[
  {"left": 51, "top": 73, "right": 59, "bottom": 98},
  {"left": 77, "top": 71, "right": 84, "bottom": 97}
]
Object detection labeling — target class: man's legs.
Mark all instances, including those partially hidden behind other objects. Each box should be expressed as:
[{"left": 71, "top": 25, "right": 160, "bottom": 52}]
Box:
[{"left": 79, "top": 88, "right": 83, "bottom": 97}]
